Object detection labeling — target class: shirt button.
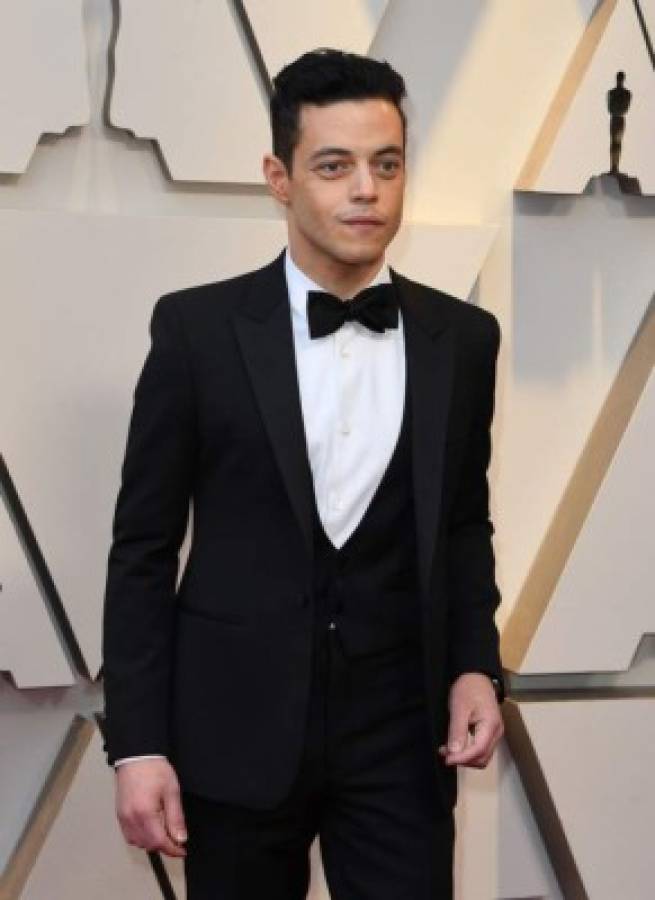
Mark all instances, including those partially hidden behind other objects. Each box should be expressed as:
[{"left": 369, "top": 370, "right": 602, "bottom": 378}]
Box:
[
  {"left": 340, "top": 423, "right": 351, "bottom": 436},
  {"left": 340, "top": 346, "right": 350, "bottom": 358}
]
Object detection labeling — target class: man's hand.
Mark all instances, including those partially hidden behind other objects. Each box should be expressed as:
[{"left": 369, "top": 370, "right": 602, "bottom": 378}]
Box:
[
  {"left": 438, "top": 672, "right": 504, "bottom": 768},
  {"left": 115, "top": 758, "right": 188, "bottom": 857}
]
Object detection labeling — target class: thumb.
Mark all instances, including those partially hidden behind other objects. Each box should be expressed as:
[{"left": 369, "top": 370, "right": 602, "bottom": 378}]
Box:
[
  {"left": 446, "top": 706, "right": 471, "bottom": 753},
  {"left": 162, "top": 784, "right": 187, "bottom": 844}
]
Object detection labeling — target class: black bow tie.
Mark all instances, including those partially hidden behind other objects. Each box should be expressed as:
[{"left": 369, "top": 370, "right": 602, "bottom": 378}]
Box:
[{"left": 306, "top": 283, "right": 399, "bottom": 339}]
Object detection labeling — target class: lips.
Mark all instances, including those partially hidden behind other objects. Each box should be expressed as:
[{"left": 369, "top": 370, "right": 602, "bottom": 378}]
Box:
[
  {"left": 342, "top": 216, "right": 384, "bottom": 224},
  {"left": 342, "top": 217, "right": 384, "bottom": 227}
]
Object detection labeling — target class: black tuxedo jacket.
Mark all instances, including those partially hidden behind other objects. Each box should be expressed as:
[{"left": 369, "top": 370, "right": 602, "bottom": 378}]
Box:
[{"left": 101, "top": 249, "right": 503, "bottom": 810}]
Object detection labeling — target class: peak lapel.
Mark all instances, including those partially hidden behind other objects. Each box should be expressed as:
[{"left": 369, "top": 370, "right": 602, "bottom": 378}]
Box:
[
  {"left": 392, "top": 269, "right": 456, "bottom": 599},
  {"left": 232, "top": 252, "right": 315, "bottom": 568}
]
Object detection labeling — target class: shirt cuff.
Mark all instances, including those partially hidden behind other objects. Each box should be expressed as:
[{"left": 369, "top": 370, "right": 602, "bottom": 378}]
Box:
[{"left": 113, "top": 754, "right": 167, "bottom": 768}]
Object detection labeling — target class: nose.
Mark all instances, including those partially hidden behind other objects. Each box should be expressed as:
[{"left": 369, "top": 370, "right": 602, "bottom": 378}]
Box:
[{"left": 349, "top": 161, "right": 378, "bottom": 201}]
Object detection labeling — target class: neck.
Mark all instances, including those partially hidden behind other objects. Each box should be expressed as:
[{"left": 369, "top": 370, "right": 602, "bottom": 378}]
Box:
[{"left": 287, "top": 239, "right": 384, "bottom": 301}]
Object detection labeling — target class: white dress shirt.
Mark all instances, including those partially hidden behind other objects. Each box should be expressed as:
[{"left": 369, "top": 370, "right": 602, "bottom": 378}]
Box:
[
  {"left": 113, "top": 246, "right": 406, "bottom": 768},
  {"left": 284, "top": 247, "right": 406, "bottom": 547}
]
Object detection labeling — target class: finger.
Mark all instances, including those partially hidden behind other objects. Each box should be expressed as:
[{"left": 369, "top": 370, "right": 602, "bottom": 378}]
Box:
[
  {"left": 138, "top": 812, "right": 187, "bottom": 858},
  {"left": 446, "top": 721, "right": 492, "bottom": 765},
  {"left": 445, "top": 706, "right": 472, "bottom": 756},
  {"left": 437, "top": 729, "right": 473, "bottom": 757},
  {"left": 163, "top": 784, "right": 188, "bottom": 847},
  {"left": 445, "top": 720, "right": 494, "bottom": 766}
]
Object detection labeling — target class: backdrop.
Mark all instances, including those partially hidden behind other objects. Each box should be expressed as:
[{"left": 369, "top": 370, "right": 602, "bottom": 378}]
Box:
[{"left": 1, "top": 2, "right": 653, "bottom": 898}]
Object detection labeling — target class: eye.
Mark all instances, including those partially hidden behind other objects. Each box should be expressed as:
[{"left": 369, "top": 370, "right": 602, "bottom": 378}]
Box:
[
  {"left": 376, "top": 158, "right": 401, "bottom": 177},
  {"left": 316, "top": 160, "right": 350, "bottom": 176}
]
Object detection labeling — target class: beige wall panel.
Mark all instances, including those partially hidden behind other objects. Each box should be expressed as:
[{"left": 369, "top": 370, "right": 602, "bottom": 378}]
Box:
[
  {"left": 496, "top": 185, "right": 655, "bottom": 616},
  {"left": 520, "top": 0, "right": 655, "bottom": 194},
  {"left": 523, "top": 371, "right": 655, "bottom": 673},
  {"left": 520, "top": 699, "right": 655, "bottom": 899},
  {"left": 0, "top": 2, "right": 89, "bottom": 174},
  {"left": 388, "top": 222, "right": 497, "bottom": 299},
  {"left": 110, "top": 0, "right": 269, "bottom": 183},
  {"left": 453, "top": 762, "right": 498, "bottom": 898},
  {"left": 20, "top": 728, "right": 185, "bottom": 899},
  {"left": 372, "top": 0, "right": 598, "bottom": 223},
  {"left": 1, "top": 3, "right": 653, "bottom": 895},
  {"left": 496, "top": 741, "right": 562, "bottom": 899},
  {"left": 244, "top": 0, "right": 390, "bottom": 76},
  {"left": 0, "top": 211, "right": 287, "bottom": 678},
  {"left": 643, "top": 0, "right": 655, "bottom": 38},
  {"left": 0, "top": 692, "right": 74, "bottom": 882},
  {"left": 0, "top": 501, "right": 75, "bottom": 688}
]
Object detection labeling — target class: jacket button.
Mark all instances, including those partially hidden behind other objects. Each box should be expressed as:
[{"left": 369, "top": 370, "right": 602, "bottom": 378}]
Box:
[{"left": 298, "top": 591, "right": 309, "bottom": 608}]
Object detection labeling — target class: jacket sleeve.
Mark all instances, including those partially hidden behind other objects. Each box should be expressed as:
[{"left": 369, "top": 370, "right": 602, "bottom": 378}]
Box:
[
  {"left": 101, "top": 294, "right": 197, "bottom": 765},
  {"left": 445, "top": 312, "right": 503, "bottom": 691}
]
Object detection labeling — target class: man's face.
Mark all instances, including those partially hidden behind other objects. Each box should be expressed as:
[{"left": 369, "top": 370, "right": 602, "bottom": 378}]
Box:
[{"left": 270, "top": 99, "right": 405, "bottom": 270}]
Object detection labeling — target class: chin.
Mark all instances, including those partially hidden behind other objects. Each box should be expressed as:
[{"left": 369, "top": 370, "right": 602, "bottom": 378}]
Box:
[{"left": 333, "top": 242, "right": 386, "bottom": 266}]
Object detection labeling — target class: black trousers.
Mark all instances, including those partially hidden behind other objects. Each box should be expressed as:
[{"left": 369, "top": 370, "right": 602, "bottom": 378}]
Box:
[{"left": 182, "top": 625, "right": 454, "bottom": 899}]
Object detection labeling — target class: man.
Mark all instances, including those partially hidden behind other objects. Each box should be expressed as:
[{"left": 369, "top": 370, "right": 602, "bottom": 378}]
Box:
[{"left": 102, "top": 48, "right": 505, "bottom": 898}]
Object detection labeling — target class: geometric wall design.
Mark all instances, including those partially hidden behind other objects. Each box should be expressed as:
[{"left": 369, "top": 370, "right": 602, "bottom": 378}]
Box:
[
  {"left": 0, "top": 1, "right": 90, "bottom": 174},
  {"left": 503, "top": 295, "right": 655, "bottom": 674},
  {"left": 500, "top": 171, "right": 655, "bottom": 895},
  {"left": 521, "top": 368, "right": 654, "bottom": 673},
  {"left": 387, "top": 222, "right": 497, "bottom": 300},
  {"left": 243, "top": 0, "right": 390, "bottom": 80},
  {"left": 109, "top": 0, "right": 387, "bottom": 184},
  {"left": 0, "top": 699, "right": 81, "bottom": 893},
  {"left": 502, "top": 206, "right": 655, "bottom": 896},
  {"left": 518, "top": 0, "right": 655, "bottom": 194},
  {"left": 505, "top": 698, "right": 655, "bottom": 900},
  {"left": 496, "top": 743, "right": 562, "bottom": 899},
  {"left": 2, "top": 1, "right": 654, "bottom": 898},
  {"left": 0, "top": 476, "right": 75, "bottom": 687},
  {"left": 109, "top": 0, "right": 270, "bottom": 183},
  {"left": 503, "top": 181, "right": 655, "bottom": 616},
  {"left": 0, "top": 211, "right": 286, "bottom": 680},
  {"left": 109, "top": 0, "right": 392, "bottom": 184}
]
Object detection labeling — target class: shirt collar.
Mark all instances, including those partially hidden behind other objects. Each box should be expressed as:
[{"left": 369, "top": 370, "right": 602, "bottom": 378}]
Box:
[{"left": 284, "top": 246, "right": 391, "bottom": 327}]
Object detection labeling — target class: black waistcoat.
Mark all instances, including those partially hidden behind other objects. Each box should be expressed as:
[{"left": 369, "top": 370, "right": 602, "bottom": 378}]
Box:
[{"left": 311, "top": 381, "right": 422, "bottom": 657}]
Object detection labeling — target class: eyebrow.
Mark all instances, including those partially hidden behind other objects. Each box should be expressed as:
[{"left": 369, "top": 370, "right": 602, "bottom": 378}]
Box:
[{"left": 308, "top": 144, "right": 403, "bottom": 162}]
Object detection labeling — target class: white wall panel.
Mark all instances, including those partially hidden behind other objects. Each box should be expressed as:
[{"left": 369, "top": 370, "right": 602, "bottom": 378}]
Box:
[
  {"left": 110, "top": 0, "right": 270, "bottom": 183},
  {"left": 497, "top": 742, "right": 562, "bottom": 900},
  {"left": 0, "top": 1, "right": 89, "bottom": 174},
  {"left": 498, "top": 183, "right": 655, "bottom": 615},
  {"left": 520, "top": 0, "right": 655, "bottom": 194},
  {"left": 388, "top": 222, "right": 497, "bottom": 299},
  {"left": 244, "top": 0, "right": 390, "bottom": 77},
  {"left": 0, "top": 211, "right": 286, "bottom": 678},
  {"left": 524, "top": 371, "right": 655, "bottom": 673},
  {"left": 0, "top": 691, "right": 74, "bottom": 878},
  {"left": 1, "top": 1, "right": 654, "bottom": 897},
  {"left": 373, "top": 0, "right": 599, "bottom": 222},
  {"left": 0, "top": 499, "right": 75, "bottom": 688},
  {"left": 520, "top": 699, "right": 655, "bottom": 900}
]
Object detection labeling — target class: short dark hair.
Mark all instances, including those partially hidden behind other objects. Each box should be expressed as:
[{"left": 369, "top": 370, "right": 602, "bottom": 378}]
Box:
[{"left": 270, "top": 48, "right": 407, "bottom": 172}]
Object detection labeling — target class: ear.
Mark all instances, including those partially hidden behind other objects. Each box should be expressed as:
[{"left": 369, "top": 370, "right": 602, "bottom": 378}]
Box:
[{"left": 263, "top": 153, "right": 290, "bottom": 206}]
